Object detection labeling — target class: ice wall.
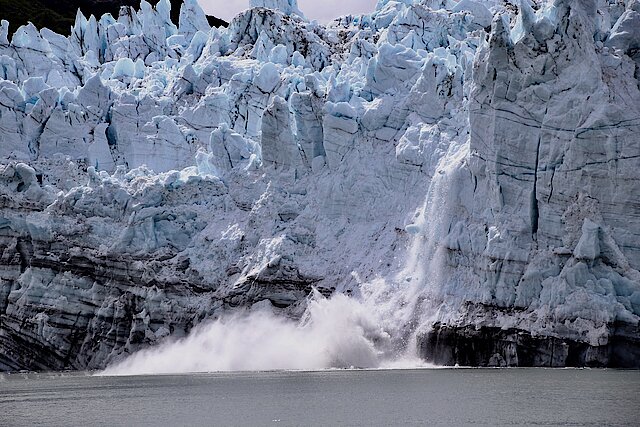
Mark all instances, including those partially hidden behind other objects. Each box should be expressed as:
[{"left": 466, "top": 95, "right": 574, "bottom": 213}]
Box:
[{"left": 0, "top": 0, "right": 639, "bottom": 370}]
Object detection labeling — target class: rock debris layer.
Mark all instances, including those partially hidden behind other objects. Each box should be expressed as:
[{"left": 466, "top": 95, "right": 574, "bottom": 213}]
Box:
[{"left": 0, "top": 0, "right": 639, "bottom": 370}]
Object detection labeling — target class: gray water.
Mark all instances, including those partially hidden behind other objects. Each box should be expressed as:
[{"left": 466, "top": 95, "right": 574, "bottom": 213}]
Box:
[{"left": 1, "top": 369, "right": 638, "bottom": 426}]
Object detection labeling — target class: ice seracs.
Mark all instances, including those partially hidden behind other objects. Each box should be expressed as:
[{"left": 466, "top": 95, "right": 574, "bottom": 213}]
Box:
[{"left": 0, "top": 0, "right": 639, "bottom": 371}]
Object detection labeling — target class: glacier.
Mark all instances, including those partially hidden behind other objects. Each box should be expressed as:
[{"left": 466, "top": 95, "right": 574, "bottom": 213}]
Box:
[{"left": 0, "top": 0, "right": 639, "bottom": 372}]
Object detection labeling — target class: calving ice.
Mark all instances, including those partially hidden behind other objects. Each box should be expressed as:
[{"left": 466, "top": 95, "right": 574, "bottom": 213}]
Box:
[{"left": 0, "top": 0, "right": 639, "bottom": 373}]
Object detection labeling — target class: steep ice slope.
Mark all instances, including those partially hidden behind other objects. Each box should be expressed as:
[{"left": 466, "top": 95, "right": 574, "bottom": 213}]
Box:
[{"left": 0, "top": 0, "right": 638, "bottom": 370}]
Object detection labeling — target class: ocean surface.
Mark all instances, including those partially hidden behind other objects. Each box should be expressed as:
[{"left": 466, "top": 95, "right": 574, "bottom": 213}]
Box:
[{"left": 1, "top": 368, "right": 638, "bottom": 426}]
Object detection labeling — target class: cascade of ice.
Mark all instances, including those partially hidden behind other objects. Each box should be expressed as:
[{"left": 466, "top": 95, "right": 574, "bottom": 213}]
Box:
[
  {"left": 101, "top": 137, "right": 469, "bottom": 375},
  {"left": 354, "top": 138, "right": 470, "bottom": 364}
]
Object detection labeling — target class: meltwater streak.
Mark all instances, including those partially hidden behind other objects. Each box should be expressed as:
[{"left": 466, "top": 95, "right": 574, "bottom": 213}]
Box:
[{"left": 101, "top": 142, "right": 468, "bottom": 376}]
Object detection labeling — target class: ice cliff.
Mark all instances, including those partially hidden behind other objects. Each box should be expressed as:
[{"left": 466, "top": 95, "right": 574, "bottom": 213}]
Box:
[{"left": 0, "top": 0, "right": 639, "bottom": 371}]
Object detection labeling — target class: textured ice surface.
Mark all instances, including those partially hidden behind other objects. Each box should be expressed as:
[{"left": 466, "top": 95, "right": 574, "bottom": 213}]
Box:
[{"left": 0, "top": 0, "right": 639, "bottom": 371}]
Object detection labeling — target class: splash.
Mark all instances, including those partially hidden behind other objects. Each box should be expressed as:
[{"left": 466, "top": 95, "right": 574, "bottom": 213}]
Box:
[
  {"left": 101, "top": 142, "right": 468, "bottom": 376},
  {"left": 102, "top": 293, "right": 396, "bottom": 375}
]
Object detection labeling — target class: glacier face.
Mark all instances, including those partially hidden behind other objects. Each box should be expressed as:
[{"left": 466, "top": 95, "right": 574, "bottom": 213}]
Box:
[{"left": 0, "top": 0, "right": 639, "bottom": 371}]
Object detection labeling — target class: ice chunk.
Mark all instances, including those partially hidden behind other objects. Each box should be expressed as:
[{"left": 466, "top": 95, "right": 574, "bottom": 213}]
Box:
[
  {"left": 14, "top": 162, "right": 38, "bottom": 189},
  {"left": 11, "top": 23, "right": 51, "bottom": 53},
  {"left": 365, "top": 43, "right": 424, "bottom": 96},
  {"left": 0, "top": 20, "right": 9, "bottom": 45},
  {"left": 88, "top": 123, "right": 116, "bottom": 171},
  {"left": 255, "top": 62, "right": 281, "bottom": 93},
  {"left": 134, "top": 59, "right": 146, "bottom": 79},
  {"left": 375, "top": 0, "right": 416, "bottom": 12},
  {"left": 269, "top": 45, "right": 288, "bottom": 65},
  {"left": 22, "top": 77, "right": 49, "bottom": 102},
  {"left": 184, "top": 31, "right": 208, "bottom": 62},
  {"left": 195, "top": 149, "right": 219, "bottom": 178},
  {"left": 251, "top": 31, "right": 275, "bottom": 62},
  {"left": 574, "top": 219, "right": 601, "bottom": 261},
  {"left": 179, "top": 0, "right": 211, "bottom": 44},
  {"left": 291, "top": 89, "right": 325, "bottom": 162},
  {"left": 154, "top": 0, "right": 178, "bottom": 37},
  {"left": 606, "top": 2, "right": 640, "bottom": 53},
  {"left": 322, "top": 102, "right": 359, "bottom": 168},
  {"left": 250, "top": 0, "right": 306, "bottom": 18},
  {"left": 71, "top": 11, "right": 100, "bottom": 57},
  {"left": 510, "top": 0, "right": 536, "bottom": 44},
  {"left": 292, "top": 51, "right": 305, "bottom": 67},
  {"left": 209, "top": 124, "right": 261, "bottom": 171},
  {"left": 112, "top": 58, "right": 136, "bottom": 79},
  {"left": 452, "top": 0, "right": 492, "bottom": 28},
  {"left": 261, "top": 96, "right": 303, "bottom": 171}
]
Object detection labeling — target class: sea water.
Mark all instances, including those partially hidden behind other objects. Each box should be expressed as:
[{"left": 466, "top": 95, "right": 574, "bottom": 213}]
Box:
[{"left": 1, "top": 368, "right": 638, "bottom": 426}]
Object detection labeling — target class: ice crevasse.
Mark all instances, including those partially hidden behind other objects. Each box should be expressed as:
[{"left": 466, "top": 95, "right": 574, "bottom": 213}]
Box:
[{"left": 0, "top": 0, "right": 639, "bottom": 371}]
